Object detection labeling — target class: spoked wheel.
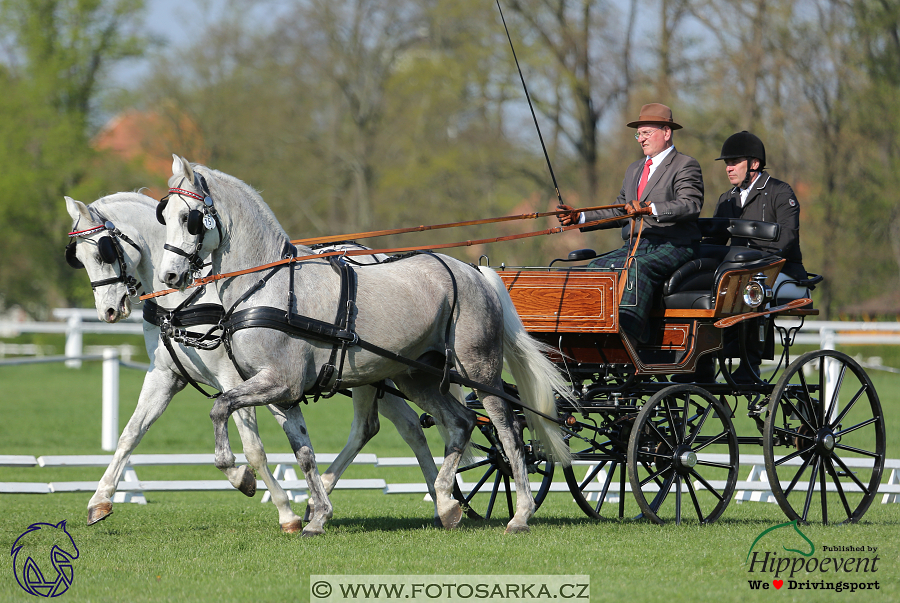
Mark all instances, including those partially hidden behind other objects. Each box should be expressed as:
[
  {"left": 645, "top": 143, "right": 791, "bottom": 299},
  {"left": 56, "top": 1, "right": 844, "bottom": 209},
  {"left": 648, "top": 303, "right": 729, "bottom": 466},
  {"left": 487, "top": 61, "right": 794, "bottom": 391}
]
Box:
[
  {"left": 763, "top": 350, "right": 885, "bottom": 524},
  {"left": 453, "top": 416, "right": 554, "bottom": 521},
  {"left": 627, "top": 385, "right": 739, "bottom": 525},
  {"left": 562, "top": 411, "right": 632, "bottom": 519}
]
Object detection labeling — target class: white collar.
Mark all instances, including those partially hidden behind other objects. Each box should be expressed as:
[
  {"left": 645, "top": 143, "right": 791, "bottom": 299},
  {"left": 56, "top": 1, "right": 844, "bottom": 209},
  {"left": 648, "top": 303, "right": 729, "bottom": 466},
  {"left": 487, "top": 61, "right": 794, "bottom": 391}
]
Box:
[{"left": 647, "top": 145, "right": 675, "bottom": 165}]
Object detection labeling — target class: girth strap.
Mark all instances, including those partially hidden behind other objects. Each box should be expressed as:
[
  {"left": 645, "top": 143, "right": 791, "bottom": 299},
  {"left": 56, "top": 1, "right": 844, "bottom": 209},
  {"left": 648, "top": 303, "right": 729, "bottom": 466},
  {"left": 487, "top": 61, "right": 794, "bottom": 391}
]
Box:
[{"left": 310, "top": 257, "right": 358, "bottom": 398}]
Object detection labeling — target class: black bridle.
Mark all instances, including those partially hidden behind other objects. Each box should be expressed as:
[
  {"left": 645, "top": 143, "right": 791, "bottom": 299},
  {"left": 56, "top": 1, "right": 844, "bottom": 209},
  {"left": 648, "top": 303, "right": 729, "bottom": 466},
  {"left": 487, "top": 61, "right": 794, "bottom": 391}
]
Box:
[
  {"left": 156, "top": 171, "right": 221, "bottom": 277},
  {"left": 66, "top": 219, "right": 143, "bottom": 296}
]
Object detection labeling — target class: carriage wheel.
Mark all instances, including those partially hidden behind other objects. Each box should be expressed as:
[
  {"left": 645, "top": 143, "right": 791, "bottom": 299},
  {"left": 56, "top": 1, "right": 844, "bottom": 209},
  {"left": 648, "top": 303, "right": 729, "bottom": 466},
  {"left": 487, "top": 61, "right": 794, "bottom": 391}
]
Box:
[
  {"left": 452, "top": 417, "right": 554, "bottom": 521},
  {"left": 562, "top": 413, "right": 630, "bottom": 520},
  {"left": 763, "top": 350, "right": 885, "bottom": 524},
  {"left": 627, "top": 385, "right": 739, "bottom": 525}
]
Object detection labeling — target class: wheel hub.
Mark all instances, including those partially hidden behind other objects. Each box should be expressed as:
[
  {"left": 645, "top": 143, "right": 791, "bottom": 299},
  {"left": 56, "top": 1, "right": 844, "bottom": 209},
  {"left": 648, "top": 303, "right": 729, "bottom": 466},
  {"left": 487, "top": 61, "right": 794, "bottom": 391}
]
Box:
[
  {"left": 816, "top": 428, "right": 836, "bottom": 455},
  {"left": 672, "top": 445, "right": 697, "bottom": 474}
]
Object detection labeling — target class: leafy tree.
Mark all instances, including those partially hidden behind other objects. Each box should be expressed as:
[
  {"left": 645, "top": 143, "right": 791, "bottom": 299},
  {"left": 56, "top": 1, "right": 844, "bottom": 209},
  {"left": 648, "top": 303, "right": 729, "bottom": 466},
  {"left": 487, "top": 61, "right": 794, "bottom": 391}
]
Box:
[{"left": 0, "top": 0, "right": 147, "bottom": 315}]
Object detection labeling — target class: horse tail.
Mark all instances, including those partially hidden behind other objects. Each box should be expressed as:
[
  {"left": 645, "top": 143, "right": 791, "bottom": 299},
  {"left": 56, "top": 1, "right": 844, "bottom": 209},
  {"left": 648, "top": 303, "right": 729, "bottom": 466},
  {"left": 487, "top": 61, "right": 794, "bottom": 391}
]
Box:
[{"left": 477, "top": 266, "right": 574, "bottom": 467}]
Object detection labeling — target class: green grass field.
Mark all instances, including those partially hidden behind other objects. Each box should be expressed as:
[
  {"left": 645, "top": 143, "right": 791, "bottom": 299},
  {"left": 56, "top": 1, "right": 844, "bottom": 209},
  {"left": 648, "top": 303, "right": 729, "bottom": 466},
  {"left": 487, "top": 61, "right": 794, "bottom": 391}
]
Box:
[{"left": 1, "top": 356, "right": 899, "bottom": 603}]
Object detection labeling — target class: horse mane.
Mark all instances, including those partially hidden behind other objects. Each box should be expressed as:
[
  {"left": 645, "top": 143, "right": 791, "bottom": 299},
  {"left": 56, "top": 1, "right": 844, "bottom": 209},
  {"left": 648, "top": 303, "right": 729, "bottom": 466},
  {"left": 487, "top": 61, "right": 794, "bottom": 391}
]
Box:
[{"left": 190, "top": 164, "right": 313, "bottom": 256}]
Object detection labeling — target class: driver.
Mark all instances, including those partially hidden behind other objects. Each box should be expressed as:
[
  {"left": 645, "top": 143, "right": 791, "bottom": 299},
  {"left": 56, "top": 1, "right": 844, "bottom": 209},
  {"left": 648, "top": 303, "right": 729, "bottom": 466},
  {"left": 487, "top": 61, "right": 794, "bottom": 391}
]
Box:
[{"left": 557, "top": 103, "right": 704, "bottom": 343}]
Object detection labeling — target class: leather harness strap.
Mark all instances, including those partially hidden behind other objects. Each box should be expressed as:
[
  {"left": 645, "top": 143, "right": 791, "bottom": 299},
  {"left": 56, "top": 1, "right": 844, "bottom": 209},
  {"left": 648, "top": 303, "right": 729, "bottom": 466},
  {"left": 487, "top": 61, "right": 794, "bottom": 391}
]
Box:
[
  {"left": 143, "top": 294, "right": 225, "bottom": 399},
  {"left": 140, "top": 213, "right": 632, "bottom": 302}
]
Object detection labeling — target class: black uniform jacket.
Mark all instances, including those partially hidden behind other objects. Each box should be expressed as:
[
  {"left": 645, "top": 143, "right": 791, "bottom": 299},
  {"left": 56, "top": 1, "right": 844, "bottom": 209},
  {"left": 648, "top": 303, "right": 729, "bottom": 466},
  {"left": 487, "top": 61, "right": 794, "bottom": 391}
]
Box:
[
  {"left": 581, "top": 149, "right": 704, "bottom": 246},
  {"left": 707, "top": 171, "right": 806, "bottom": 280}
]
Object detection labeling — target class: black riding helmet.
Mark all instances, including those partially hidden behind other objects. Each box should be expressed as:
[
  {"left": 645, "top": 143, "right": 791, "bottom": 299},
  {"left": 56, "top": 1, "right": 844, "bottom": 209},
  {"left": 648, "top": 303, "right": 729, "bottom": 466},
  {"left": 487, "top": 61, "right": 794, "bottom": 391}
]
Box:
[{"left": 716, "top": 130, "right": 766, "bottom": 168}]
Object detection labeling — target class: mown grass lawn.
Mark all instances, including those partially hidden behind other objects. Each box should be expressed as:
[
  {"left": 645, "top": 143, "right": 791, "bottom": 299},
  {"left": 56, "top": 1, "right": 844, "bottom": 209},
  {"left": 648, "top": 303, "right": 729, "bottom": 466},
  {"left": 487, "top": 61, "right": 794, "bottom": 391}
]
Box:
[{"left": 1, "top": 358, "right": 899, "bottom": 602}]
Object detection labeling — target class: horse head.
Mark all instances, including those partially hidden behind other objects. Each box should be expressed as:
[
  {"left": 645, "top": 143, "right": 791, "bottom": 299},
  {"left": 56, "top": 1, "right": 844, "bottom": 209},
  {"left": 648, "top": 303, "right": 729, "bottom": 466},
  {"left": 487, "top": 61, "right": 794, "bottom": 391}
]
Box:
[
  {"left": 746, "top": 520, "right": 816, "bottom": 562},
  {"left": 157, "top": 155, "right": 291, "bottom": 291},
  {"left": 65, "top": 196, "right": 146, "bottom": 322},
  {"left": 157, "top": 155, "right": 223, "bottom": 290}
]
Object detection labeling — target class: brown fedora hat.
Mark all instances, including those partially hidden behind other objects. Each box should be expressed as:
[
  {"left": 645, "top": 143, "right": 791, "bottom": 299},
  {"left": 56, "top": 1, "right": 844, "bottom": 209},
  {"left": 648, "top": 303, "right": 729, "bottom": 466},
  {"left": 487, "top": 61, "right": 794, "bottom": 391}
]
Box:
[{"left": 626, "top": 103, "right": 682, "bottom": 130}]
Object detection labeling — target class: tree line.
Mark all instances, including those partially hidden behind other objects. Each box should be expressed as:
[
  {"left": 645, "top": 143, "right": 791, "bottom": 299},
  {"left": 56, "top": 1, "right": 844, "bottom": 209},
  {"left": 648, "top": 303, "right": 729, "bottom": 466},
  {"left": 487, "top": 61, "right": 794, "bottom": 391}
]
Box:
[{"left": 1, "top": 0, "right": 898, "bottom": 319}]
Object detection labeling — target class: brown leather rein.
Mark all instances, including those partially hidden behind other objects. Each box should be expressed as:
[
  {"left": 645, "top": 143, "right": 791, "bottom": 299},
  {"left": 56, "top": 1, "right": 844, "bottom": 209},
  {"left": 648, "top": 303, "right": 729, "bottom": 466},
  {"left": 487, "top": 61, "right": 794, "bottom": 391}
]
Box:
[
  {"left": 141, "top": 205, "right": 628, "bottom": 301},
  {"left": 290, "top": 204, "right": 624, "bottom": 246}
]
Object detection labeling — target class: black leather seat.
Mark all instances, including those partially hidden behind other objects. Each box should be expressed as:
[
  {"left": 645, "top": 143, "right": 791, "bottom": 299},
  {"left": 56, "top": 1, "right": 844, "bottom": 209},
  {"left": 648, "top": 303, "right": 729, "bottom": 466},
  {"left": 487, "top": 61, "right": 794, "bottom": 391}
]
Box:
[{"left": 660, "top": 219, "right": 781, "bottom": 310}]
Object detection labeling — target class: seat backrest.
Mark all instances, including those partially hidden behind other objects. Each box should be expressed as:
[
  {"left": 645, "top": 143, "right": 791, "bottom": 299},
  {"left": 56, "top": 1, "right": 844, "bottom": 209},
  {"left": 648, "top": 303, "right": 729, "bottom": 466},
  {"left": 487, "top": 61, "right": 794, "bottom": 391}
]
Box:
[
  {"left": 698, "top": 217, "right": 780, "bottom": 242},
  {"left": 663, "top": 246, "right": 773, "bottom": 296}
]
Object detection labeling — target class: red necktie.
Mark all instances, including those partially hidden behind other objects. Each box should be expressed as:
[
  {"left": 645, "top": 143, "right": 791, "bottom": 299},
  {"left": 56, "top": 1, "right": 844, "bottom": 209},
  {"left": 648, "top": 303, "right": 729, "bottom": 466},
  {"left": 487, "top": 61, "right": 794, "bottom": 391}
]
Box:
[{"left": 637, "top": 157, "right": 652, "bottom": 199}]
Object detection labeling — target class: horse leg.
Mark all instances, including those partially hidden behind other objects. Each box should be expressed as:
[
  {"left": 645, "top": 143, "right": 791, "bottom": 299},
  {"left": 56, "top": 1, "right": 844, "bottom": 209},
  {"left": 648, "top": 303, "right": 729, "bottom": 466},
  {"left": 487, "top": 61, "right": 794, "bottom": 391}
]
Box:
[
  {"left": 209, "top": 370, "right": 334, "bottom": 535},
  {"left": 87, "top": 367, "right": 181, "bottom": 525},
  {"left": 479, "top": 393, "right": 534, "bottom": 533},
  {"left": 266, "top": 402, "right": 333, "bottom": 537},
  {"left": 376, "top": 383, "right": 441, "bottom": 525},
  {"left": 318, "top": 385, "right": 381, "bottom": 494},
  {"left": 231, "top": 407, "right": 304, "bottom": 533},
  {"left": 216, "top": 408, "right": 259, "bottom": 497},
  {"left": 392, "top": 376, "right": 474, "bottom": 530}
]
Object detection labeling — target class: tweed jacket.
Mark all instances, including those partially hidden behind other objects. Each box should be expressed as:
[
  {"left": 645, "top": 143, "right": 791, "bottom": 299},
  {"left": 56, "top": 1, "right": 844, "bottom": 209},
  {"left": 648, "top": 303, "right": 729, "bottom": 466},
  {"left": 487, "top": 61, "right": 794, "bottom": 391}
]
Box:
[{"left": 581, "top": 148, "right": 704, "bottom": 246}]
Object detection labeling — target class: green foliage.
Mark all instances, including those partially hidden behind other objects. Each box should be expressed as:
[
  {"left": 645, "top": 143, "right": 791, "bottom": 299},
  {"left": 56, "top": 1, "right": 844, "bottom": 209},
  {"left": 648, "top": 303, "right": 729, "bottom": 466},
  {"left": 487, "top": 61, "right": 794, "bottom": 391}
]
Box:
[{"left": 0, "top": 0, "right": 147, "bottom": 315}]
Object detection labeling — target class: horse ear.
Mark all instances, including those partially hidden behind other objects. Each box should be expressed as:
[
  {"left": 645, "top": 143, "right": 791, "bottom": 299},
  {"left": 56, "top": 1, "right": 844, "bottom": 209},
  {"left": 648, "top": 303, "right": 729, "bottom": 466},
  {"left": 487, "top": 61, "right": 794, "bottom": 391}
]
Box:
[
  {"left": 171, "top": 154, "right": 194, "bottom": 182},
  {"left": 65, "top": 196, "right": 92, "bottom": 224}
]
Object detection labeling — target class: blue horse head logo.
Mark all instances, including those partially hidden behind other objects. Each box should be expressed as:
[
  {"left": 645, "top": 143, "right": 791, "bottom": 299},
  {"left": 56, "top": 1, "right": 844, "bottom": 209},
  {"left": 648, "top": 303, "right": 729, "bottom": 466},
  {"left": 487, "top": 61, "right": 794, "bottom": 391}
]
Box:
[{"left": 11, "top": 520, "right": 80, "bottom": 597}]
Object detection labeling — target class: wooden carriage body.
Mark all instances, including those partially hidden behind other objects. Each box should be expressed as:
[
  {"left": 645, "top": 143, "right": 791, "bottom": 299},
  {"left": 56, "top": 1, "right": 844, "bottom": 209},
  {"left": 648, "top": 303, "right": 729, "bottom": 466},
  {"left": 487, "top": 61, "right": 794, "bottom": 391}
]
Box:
[{"left": 498, "top": 257, "right": 790, "bottom": 375}]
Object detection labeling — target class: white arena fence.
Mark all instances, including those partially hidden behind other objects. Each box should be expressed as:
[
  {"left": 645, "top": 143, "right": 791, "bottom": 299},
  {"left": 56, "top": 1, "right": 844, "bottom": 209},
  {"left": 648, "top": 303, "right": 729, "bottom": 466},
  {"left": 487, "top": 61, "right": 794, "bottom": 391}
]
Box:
[{"left": 1, "top": 311, "right": 899, "bottom": 506}]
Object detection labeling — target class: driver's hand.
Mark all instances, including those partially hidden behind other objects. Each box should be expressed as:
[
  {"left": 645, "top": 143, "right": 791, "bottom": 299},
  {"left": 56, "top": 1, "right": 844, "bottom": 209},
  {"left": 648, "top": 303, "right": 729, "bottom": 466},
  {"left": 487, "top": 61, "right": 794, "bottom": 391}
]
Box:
[
  {"left": 625, "top": 200, "right": 652, "bottom": 216},
  {"left": 557, "top": 204, "right": 581, "bottom": 226}
]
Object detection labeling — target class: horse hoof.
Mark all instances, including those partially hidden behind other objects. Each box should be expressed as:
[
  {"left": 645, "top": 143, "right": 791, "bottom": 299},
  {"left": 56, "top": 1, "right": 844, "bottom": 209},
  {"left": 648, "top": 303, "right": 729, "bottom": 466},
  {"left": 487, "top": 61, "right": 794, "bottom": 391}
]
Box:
[
  {"left": 432, "top": 517, "right": 443, "bottom": 528},
  {"left": 281, "top": 519, "right": 304, "bottom": 534},
  {"left": 237, "top": 467, "right": 257, "bottom": 497},
  {"left": 87, "top": 502, "right": 113, "bottom": 526},
  {"left": 504, "top": 522, "right": 530, "bottom": 535},
  {"left": 441, "top": 504, "right": 463, "bottom": 530},
  {"left": 301, "top": 527, "right": 325, "bottom": 537}
]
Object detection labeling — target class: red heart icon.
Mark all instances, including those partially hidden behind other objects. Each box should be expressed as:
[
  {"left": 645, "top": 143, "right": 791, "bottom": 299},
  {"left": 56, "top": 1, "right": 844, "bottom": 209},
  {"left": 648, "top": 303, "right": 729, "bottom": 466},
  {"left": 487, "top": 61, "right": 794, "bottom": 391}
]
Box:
[{"left": 773, "top": 580, "right": 783, "bottom": 589}]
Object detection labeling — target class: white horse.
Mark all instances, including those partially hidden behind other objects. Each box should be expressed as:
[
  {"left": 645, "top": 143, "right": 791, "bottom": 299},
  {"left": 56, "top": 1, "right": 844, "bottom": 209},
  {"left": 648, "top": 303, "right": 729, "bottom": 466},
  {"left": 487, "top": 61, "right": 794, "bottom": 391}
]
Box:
[
  {"left": 65, "top": 192, "right": 440, "bottom": 532},
  {"left": 156, "top": 156, "right": 572, "bottom": 535}
]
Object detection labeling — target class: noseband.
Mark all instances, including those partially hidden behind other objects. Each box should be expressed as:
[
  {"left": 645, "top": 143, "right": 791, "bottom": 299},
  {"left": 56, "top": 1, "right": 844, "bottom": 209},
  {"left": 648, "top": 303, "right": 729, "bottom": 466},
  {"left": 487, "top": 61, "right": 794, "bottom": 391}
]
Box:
[
  {"left": 66, "top": 219, "right": 143, "bottom": 296},
  {"left": 157, "top": 172, "right": 221, "bottom": 276}
]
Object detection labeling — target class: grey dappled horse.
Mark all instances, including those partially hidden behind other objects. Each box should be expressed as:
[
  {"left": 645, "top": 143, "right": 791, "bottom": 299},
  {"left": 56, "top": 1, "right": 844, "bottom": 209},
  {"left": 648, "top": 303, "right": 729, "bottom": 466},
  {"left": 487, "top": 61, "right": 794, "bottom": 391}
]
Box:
[
  {"left": 65, "top": 192, "right": 440, "bottom": 532},
  {"left": 156, "top": 156, "right": 572, "bottom": 535}
]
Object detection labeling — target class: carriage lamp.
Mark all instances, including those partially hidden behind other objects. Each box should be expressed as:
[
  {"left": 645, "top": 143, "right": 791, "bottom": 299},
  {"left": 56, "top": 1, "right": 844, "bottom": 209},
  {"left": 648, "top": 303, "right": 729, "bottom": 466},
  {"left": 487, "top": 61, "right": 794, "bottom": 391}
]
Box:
[{"left": 742, "top": 273, "right": 773, "bottom": 308}]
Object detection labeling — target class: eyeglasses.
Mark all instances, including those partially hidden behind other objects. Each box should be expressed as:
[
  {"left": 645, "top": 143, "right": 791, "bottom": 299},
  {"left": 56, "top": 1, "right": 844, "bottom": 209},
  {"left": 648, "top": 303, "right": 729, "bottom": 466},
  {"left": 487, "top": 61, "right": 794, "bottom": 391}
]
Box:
[{"left": 634, "top": 127, "right": 664, "bottom": 141}]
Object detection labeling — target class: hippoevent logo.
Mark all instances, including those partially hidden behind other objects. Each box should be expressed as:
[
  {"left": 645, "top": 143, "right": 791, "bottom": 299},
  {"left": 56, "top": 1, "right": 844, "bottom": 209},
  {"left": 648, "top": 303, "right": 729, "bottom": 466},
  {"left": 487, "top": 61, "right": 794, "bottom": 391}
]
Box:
[
  {"left": 745, "top": 520, "right": 880, "bottom": 593},
  {"left": 10, "top": 521, "right": 79, "bottom": 597}
]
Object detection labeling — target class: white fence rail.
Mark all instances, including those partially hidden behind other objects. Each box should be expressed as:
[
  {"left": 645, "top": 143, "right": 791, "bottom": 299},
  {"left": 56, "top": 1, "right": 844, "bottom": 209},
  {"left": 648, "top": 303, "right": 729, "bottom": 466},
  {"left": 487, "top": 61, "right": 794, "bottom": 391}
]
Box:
[
  {"left": 3, "top": 453, "right": 899, "bottom": 507},
  {"left": 0, "top": 308, "right": 143, "bottom": 368}
]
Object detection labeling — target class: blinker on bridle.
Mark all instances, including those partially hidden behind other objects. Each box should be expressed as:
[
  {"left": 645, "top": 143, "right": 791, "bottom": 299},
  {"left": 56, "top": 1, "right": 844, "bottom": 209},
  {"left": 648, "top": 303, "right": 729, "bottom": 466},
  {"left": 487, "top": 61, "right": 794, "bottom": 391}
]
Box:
[
  {"left": 156, "top": 172, "right": 220, "bottom": 275},
  {"left": 65, "top": 220, "right": 143, "bottom": 297}
]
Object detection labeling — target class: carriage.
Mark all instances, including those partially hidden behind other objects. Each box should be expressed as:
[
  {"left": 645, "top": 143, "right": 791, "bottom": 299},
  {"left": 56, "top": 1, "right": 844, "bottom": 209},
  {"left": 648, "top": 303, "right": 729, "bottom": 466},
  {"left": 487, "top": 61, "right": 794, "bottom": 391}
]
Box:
[
  {"left": 445, "top": 217, "right": 886, "bottom": 526},
  {"left": 69, "top": 160, "right": 886, "bottom": 535}
]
